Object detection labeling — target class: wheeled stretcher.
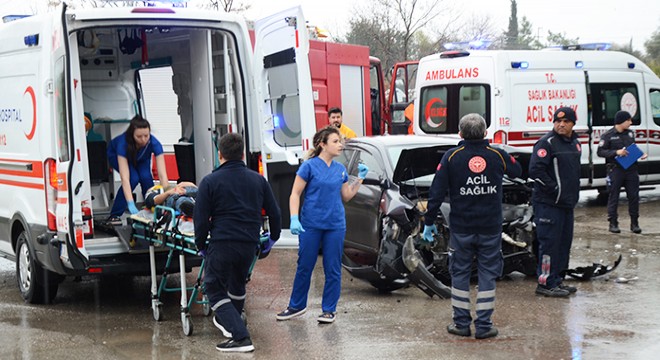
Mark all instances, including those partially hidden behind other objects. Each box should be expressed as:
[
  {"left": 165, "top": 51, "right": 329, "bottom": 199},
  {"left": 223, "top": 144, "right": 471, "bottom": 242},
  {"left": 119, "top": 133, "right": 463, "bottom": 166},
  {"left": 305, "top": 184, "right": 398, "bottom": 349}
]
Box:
[{"left": 129, "top": 205, "right": 267, "bottom": 336}]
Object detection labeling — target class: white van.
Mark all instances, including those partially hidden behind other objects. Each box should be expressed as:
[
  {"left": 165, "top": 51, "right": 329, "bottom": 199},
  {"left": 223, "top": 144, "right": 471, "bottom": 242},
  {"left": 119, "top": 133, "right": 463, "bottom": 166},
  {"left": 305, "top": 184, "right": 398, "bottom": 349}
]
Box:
[
  {"left": 0, "top": 4, "right": 313, "bottom": 303},
  {"left": 407, "top": 49, "right": 660, "bottom": 192}
]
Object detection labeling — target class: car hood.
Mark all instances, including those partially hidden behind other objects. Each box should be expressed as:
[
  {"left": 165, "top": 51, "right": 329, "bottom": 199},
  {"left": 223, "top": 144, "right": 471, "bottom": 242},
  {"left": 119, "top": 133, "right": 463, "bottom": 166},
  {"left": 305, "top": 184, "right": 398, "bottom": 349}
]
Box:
[{"left": 392, "top": 145, "right": 456, "bottom": 184}]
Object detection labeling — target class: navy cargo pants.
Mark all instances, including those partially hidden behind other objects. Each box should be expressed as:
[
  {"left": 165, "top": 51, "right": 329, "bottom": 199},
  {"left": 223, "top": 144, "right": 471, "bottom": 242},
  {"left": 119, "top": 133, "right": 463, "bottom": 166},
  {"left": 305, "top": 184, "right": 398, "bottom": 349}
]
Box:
[
  {"left": 449, "top": 231, "right": 502, "bottom": 333},
  {"left": 607, "top": 166, "right": 640, "bottom": 222},
  {"left": 204, "top": 241, "right": 256, "bottom": 341},
  {"left": 533, "top": 202, "right": 574, "bottom": 289}
]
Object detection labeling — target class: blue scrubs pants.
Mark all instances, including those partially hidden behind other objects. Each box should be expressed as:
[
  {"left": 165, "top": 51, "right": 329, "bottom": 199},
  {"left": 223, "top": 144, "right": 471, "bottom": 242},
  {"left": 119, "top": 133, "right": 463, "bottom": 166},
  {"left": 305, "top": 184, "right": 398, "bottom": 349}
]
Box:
[
  {"left": 109, "top": 157, "right": 154, "bottom": 216},
  {"left": 534, "top": 202, "right": 574, "bottom": 289},
  {"left": 288, "top": 228, "right": 345, "bottom": 313},
  {"left": 449, "top": 231, "right": 502, "bottom": 332}
]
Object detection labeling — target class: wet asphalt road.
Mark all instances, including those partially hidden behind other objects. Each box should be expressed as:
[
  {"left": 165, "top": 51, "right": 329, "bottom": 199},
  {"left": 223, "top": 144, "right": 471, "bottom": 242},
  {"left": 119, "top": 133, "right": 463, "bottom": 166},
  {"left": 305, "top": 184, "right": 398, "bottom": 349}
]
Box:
[{"left": 0, "top": 188, "right": 659, "bottom": 360}]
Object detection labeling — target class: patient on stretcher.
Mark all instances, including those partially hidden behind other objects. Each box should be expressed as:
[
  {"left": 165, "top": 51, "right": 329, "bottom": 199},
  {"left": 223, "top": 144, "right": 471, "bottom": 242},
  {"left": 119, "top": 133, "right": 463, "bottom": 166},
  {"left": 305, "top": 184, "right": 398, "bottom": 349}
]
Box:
[{"left": 131, "top": 182, "right": 197, "bottom": 236}]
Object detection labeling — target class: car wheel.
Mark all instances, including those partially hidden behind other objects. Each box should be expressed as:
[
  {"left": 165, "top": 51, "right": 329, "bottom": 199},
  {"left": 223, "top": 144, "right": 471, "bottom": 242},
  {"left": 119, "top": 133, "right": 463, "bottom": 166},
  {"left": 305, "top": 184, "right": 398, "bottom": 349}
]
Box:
[{"left": 16, "top": 231, "right": 59, "bottom": 304}]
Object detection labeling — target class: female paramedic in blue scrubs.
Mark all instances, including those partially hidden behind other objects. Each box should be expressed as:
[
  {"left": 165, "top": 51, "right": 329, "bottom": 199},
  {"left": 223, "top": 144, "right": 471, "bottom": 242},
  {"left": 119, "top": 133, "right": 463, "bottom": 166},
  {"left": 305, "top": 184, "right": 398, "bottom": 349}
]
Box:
[
  {"left": 107, "top": 115, "right": 169, "bottom": 222},
  {"left": 276, "top": 126, "right": 368, "bottom": 324}
]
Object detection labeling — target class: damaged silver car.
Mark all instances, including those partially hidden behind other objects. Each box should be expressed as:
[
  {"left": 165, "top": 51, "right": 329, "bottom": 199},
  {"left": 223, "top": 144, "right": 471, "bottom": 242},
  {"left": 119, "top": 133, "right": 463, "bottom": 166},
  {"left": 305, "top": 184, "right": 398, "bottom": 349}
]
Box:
[{"left": 339, "top": 135, "right": 619, "bottom": 298}]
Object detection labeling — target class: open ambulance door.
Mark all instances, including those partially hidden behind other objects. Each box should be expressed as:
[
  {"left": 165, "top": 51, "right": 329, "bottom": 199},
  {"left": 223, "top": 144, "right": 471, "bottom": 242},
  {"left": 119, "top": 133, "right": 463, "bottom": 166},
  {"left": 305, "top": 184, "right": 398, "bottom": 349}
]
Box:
[
  {"left": 253, "top": 6, "right": 314, "bottom": 229},
  {"left": 51, "top": 3, "right": 89, "bottom": 270},
  {"left": 388, "top": 61, "right": 418, "bottom": 134}
]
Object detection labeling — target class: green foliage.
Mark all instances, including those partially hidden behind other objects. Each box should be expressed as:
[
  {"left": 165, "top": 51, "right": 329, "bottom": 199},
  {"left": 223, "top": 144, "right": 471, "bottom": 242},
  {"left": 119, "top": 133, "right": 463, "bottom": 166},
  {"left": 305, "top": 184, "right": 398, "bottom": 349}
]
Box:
[{"left": 504, "top": 0, "right": 519, "bottom": 49}]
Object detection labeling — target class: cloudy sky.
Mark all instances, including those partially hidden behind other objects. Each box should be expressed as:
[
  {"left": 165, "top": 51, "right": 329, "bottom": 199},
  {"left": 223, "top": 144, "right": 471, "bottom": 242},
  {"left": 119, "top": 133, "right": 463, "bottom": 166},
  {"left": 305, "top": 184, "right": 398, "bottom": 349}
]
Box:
[{"left": 1, "top": 0, "right": 659, "bottom": 54}]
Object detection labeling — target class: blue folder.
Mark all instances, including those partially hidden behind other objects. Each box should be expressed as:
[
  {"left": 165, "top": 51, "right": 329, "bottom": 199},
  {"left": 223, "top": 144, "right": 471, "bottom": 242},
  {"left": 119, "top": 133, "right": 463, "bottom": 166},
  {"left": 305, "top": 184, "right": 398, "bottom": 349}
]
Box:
[{"left": 615, "top": 143, "right": 643, "bottom": 170}]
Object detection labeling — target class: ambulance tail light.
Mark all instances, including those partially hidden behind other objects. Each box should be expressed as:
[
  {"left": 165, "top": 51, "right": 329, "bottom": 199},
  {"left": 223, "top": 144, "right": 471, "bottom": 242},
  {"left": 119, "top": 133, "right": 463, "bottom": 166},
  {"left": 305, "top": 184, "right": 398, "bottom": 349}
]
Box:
[
  {"left": 258, "top": 154, "right": 264, "bottom": 176},
  {"left": 44, "top": 158, "right": 57, "bottom": 231},
  {"left": 493, "top": 130, "right": 507, "bottom": 144}
]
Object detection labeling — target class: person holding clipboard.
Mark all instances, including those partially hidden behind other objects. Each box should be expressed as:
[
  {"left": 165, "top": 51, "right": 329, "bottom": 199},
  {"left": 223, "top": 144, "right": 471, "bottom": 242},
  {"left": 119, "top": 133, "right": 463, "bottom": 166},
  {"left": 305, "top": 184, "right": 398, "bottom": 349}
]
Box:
[{"left": 597, "top": 110, "right": 648, "bottom": 234}]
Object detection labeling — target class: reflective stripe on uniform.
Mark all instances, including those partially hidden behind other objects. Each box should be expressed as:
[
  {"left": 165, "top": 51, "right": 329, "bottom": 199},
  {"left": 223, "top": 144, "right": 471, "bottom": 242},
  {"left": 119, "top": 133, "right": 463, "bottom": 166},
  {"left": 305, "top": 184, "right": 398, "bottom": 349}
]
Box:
[
  {"left": 228, "top": 291, "right": 246, "bottom": 300},
  {"left": 451, "top": 287, "right": 470, "bottom": 298},
  {"left": 451, "top": 298, "right": 471, "bottom": 310},
  {"left": 212, "top": 298, "right": 231, "bottom": 311},
  {"left": 477, "top": 289, "right": 495, "bottom": 299},
  {"left": 476, "top": 301, "right": 495, "bottom": 311}
]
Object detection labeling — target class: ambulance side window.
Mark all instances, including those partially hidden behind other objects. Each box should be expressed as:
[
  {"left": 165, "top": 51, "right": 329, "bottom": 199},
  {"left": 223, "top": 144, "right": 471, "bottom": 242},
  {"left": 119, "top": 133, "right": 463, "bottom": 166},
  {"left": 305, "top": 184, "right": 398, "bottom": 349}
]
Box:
[
  {"left": 651, "top": 89, "right": 660, "bottom": 126},
  {"left": 590, "top": 83, "right": 640, "bottom": 126},
  {"left": 419, "top": 84, "right": 490, "bottom": 134},
  {"left": 55, "top": 56, "right": 70, "bottom": 162}
]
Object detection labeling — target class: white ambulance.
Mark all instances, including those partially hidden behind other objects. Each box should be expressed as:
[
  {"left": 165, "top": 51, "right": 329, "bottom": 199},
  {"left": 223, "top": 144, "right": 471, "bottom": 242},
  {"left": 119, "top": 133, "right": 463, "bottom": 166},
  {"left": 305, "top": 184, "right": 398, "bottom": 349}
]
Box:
[
  {"left": 0, "top": 4, "right": 315, "bottom": 303},
  {"left": 405, "top": 49, "right": 660, "bottom": 191}
]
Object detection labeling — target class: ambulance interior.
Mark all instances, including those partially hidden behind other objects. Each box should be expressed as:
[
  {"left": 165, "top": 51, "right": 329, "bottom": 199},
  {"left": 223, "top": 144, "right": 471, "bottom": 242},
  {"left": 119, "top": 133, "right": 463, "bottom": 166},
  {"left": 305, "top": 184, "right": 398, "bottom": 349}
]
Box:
[{"left": 73, "top": 25, "right": 245, "bottom": 244}]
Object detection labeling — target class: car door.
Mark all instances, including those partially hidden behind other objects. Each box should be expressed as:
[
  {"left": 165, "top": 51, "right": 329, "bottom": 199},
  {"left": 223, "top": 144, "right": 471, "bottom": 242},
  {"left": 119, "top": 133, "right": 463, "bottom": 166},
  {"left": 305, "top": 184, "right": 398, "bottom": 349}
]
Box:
[{"left": 343, "top": 144, "right": 387, "bottom": 253}]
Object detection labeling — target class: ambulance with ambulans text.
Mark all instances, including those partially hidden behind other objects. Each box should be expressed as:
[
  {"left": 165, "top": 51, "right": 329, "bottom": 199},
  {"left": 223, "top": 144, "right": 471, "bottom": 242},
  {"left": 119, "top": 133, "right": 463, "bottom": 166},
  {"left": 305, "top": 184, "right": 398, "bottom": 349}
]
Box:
[
  {"left": 405, "top": 49, "right": 660, "bottom": 192},
  {"left": 0, "top": 3, "right": 315, "bottom": 303}
]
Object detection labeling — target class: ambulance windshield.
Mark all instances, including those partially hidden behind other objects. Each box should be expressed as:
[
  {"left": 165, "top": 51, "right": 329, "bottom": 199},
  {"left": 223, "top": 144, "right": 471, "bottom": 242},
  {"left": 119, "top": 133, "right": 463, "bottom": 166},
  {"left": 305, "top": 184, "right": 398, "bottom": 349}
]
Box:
[{"left": 418, "top": 84, "right": 490, "bottom": 134}]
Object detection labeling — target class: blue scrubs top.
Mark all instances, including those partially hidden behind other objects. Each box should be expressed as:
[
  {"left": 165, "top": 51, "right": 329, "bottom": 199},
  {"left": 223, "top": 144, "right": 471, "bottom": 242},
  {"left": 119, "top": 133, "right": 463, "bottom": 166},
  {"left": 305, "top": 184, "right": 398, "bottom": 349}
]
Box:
[
  {"left": 297, "top": 156, "right": 348, "bottom": 230},
  {"left": 107, "top": 133, "right": 164, "bottom": 170}
]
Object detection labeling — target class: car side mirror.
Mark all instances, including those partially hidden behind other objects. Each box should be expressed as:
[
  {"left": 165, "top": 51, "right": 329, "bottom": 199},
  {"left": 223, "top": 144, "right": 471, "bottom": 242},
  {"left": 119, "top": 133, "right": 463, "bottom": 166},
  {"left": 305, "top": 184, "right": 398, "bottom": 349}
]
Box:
[{"left": 362, "top": 172, "right": 390, "bottom": 190}]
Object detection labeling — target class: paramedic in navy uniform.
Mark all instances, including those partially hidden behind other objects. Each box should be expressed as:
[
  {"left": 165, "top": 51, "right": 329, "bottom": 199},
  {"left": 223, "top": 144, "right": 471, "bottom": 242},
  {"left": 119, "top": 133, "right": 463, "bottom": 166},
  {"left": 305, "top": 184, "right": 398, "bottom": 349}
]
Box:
[
  {"left": 422, "top": 113, "right": 521, "bottom": 340},
  {"left": 194, "top": 133, "right": 282, "bottom": 353},
  {"left": 529, "top": 107, "right": 581, "bottom": 298},
  {"left": 107, "top": 115, "right": 170, "bottom": 222},
  {"left": 276, "top": 126, "right": 367, "bottom": 324},
  {"left": 597, "top": 110, "right": 647, "bottom": 234}
]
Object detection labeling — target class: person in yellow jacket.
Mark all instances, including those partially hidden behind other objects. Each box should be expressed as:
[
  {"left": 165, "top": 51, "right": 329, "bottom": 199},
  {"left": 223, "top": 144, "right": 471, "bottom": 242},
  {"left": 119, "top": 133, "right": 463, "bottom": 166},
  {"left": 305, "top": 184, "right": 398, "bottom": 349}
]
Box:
[{"left": 328, "top": 107, "right": 356, "bottom": 139}]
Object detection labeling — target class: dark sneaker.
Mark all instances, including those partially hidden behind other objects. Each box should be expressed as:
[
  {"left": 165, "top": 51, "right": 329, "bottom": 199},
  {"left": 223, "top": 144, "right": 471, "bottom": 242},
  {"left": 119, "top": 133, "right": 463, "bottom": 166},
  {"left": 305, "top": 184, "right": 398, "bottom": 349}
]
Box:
[
  {"left": 559, "top": 284, "right": 577, "bottom": 294},
  {"left": 276, "top": 307, "right": 307, "bottom": 321},
  {"left": 535, "top": 285, "right": 570, "bottom": 298},
  {"left": 216, "top": 337, "right": 254, "bottom": 353},
  {"left": 475, "top": 326, "right": 498, "bottom": 340},
  {"left": 447, "top": 324, "right": 471, "bottom": 337},
  {"left": 608, "top": 223, "right": 621, "bottom": 233},
  {"left": 107, "top": 216, "right": 122, "bottom": 226},
  {"left": 317, "top": 312, "right": 336, "bottom": 324},
  {"left": 631, "top": 224, "right": 642, "bottom": 234},
  {"left": 213, "top": 315, "right": 232, "bottom": 338}
]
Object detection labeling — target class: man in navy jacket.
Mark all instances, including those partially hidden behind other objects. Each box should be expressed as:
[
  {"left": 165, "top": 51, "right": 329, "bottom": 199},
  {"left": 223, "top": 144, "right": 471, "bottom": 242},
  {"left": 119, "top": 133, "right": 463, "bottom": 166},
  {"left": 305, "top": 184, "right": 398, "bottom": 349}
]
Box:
[
  {"left": 529, "top": 107, "right": 581, "bottom": 298},
  {"left": 423, "top": 113, "right": 521, "bottom": 340},
  {"left": 194, "top": 133, "right": 281, "bottom": 353}
]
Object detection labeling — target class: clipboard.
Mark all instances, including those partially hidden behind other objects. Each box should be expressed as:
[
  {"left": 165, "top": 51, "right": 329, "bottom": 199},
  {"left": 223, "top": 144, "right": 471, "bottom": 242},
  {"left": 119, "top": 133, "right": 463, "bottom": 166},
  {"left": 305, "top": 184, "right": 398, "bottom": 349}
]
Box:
[{"left": 615, "top": 143, "right": 643, "bottom": 170}]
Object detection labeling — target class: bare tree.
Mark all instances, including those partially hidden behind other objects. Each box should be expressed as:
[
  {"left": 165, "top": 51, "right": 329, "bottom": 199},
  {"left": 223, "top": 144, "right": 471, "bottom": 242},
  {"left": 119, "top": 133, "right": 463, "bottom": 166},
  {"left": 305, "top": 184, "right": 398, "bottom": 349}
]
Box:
[
  {"left": 376, "top": 0, "right": 453, "bottom": 60},
  {"left": 206, "top": 0, "right": 251, "bottom": 13}
]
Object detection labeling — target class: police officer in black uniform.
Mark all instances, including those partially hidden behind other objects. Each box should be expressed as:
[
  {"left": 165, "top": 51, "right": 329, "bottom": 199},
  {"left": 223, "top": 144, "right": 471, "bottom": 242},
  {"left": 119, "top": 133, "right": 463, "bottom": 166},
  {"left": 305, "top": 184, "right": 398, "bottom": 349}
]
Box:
[
  {"left": 423, "top": 113, "right": 521, "bottom": 340},
  {"left": 529, "top": 107, "right": 581, "bottom": 298},
  {"left": 597, "top": 110, "right": 647, "bottom": 234},
  {"left": 194, "top": 133, "right": 282, "bottom": 353}
]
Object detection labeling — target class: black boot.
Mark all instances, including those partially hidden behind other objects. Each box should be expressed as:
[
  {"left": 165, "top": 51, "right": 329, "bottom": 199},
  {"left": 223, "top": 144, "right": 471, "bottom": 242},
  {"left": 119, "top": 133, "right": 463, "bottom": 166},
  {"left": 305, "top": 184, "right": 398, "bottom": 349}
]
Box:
[
  {"left": 608, "top": 220, "right": 620, "bottom": 233},
  {"left": 631, "top": 218, "right": 642, "bottom": 234}
]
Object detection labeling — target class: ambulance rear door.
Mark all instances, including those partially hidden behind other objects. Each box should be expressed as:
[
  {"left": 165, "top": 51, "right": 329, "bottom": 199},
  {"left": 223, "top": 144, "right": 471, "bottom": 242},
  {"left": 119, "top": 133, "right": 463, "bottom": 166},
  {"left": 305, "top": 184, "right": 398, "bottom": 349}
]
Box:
[
  {"left": 253, "top": 6, "right": 315, "bottom": 227},
  {"left": 51, "top": 3, "right": 89, "bottom": 269},
  {"left": 586, "top": 70, "right": 644, "bottom": 183}
]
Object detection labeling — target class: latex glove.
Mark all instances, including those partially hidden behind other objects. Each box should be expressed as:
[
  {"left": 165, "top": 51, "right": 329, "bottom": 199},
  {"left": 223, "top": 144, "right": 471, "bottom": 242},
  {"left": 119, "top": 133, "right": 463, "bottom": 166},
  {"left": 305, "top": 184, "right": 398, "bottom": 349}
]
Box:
[
  {"left": 290, "top": 215, "right": 305, "bottom": 235},
  {"left": 422, "top": 224, "right": 437, "bottom": 243},
  {"left": 127, "top": 201, "right": 139, "bottom": 215},
  {"left": 261, "top": 236, "right": 277, "bottom": 255},
  {"left": 197, "top": 249, "right": 206, "bottom": 258},
  {"left": 358, "top": 163, "right": 369, "bottom": 179}
]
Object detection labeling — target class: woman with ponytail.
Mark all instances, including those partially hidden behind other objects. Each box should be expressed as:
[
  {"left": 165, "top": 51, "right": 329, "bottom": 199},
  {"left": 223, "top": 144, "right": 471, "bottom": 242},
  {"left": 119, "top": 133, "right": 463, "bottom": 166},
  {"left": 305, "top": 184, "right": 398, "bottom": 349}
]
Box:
[
  {"left": 107, "top": 115, "right": 169, "bottom": 223},
  {"left": 276, "top": 126, "right": 368, "bottom": 324}
]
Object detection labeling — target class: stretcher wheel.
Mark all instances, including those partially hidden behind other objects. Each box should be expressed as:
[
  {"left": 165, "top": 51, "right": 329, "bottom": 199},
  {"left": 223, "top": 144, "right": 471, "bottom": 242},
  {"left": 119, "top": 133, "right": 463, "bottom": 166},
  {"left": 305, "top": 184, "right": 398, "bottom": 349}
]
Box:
[
  {"left": 152, "top": 301, "right": 163, "bottom": 321},
  {"left": 202, "top": 295, "right": 211, "bottom": 316},
  {"left": 182, "top": 312, "right": 193, "bottom": 336}
]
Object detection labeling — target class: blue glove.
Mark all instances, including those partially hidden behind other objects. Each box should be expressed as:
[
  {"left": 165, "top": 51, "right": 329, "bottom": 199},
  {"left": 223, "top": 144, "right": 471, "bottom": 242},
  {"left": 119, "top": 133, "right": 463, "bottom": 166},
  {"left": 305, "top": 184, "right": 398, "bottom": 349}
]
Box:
[
  {"left": 290, "top": 215, "right": 305, "bottom": 235},
  {"left": 197, "top": 249, "right": 206, "bottom": 258},
  {"left": 261, "top": 236, "right": 277, "bottom": 255},
  {"left": 358, "top": 163, "right": 369, "bottom": 179},
  {"left": 127, "top": 201, "right": 139, "bottom": 215},
  {"left": 422, "top": 224, "right": 437, "bottom": 243}
]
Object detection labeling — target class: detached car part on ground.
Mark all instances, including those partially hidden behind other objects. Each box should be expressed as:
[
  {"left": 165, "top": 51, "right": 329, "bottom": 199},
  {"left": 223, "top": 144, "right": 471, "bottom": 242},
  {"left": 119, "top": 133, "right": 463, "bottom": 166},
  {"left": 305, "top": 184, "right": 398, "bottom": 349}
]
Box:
[{"left": 340, "top": 136, "right": 620, "bottom": 298}]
